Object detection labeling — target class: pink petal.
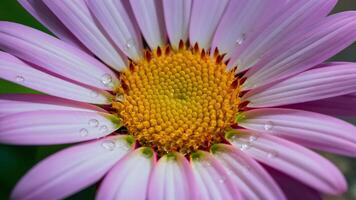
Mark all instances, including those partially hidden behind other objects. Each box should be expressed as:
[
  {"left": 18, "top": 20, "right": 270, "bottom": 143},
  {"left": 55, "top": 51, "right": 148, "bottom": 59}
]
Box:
[
  {"left": 11, "top": 135, "right": 135, "bottom": 200},
  {"left": 43, "top": 0, "right": 127, "bottom": 71},
  {"left": 0, "top": 21, "right": 119, "bottom": 90},
  {"left": 0, "top": 94, "right": 106, "bottom": 118},
  {"left": 163, "top": 0, "right": 192, "bottom": 49},
  {"left": 239, "top": 108, "right": 356, "bottom": 156},
  {"left": 189, "top": 0, "right": 229, "bottom": 50},
  {"left": 267, "top": 166, "right": 323, "bottom": 200},
  {"left": 228, "top": 0, "right": 338, "bottom": 72},
  {"left": 246, "top": 63, "right": 356, "bottom": 107},
  {"left": 18, "top": 0, "right": 86, "bottom": 50},
  {"left": 226, "top": 129, "right": 347, "bottom": 195},
  {"left": 87, "top": 0, "right": 143, "bottom": 61},
  {"left": 191, "top": 150, "right": 241, "bottom": 200},
  {"left": 212, "top": 144, "right": 286, "bottom": 200},
  {"left": 0, "top": 110, "right": 121, "bottom": 145},
  {"left": 148, "top": 152, "right": 197, "bottom": 200},
  {"left": 239, "top": 108, "right": 356, "bottom": 157},
  {"left": 349, "top": 92, "right": 356, "bottom": 97},
  {"left": 243, "top": 11, "right": 356, "bottom": 89},
  {"left": 96, "top": 147, "right": 156, "bottom": 200},
  {"left": 285, "top": 95, "right": 356, "bottom": 119},
  {"left": 129, "top": 0, "right": 167, "bottom": 49},
  {"left": 0, "top": 52, "right": 112, "bottom": 104},
  {"left": 211, "top": 0, "right": 286, "bottom": 58}
]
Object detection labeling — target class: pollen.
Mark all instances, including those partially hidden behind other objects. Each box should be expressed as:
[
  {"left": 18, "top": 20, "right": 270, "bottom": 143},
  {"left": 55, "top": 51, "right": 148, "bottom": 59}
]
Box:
[{"left": 113, "top": 43, "right": 241, "bottom": 155}]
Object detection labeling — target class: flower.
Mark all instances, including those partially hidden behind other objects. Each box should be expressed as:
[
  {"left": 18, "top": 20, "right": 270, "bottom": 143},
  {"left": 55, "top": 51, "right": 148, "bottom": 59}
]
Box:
[{"left": 0, "top": 0, "right": 356, "bottom": 199}]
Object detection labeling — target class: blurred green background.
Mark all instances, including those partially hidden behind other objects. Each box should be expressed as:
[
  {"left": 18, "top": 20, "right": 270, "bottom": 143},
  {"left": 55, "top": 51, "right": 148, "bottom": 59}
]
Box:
[{"left": 0, "top": 1, "right": 356, "bottom": 199}]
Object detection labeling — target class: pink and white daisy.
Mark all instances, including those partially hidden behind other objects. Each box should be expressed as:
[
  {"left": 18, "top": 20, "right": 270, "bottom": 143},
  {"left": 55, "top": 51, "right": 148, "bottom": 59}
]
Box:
[{"left": 1, "top": 0, "right": 356, "bottom": 199}]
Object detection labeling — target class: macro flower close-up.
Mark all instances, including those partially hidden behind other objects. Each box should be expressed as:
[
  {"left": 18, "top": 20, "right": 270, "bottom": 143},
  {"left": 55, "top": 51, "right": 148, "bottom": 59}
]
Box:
[{"left": 1, "top": 0, "right": 356, "bottom": 199}]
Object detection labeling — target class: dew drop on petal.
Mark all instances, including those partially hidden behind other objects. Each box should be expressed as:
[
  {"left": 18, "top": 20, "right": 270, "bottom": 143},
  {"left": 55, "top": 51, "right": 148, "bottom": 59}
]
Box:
[
  {"left": 236, "top": 59, "right": 243, "bottom": 68},
  {"left": 242, "top": 163, "right": 252, "bottom": 171},
  {"left": 226, "top": 169, "right": 234, "bottom": 176},
  {"left": 235, "top": 33, "right": 246, "bottom": 46},
  {"left": 79, "top": 128, "right": 89, "bottom": 137},
  {"left": 101, "top": 74, "right": 113, "bottom": 85},
  {"left": 115, "top": 93, "right": 125, "bottom": 102},
  {"left": 249, "top": 58, "right": 261, "bottom": 69},
  {"left": 15, "top": 75, "right": 24, "bottom": 82},
  {"left": 249, "top": 135, "right": 257, "bottom": 142},
  {"left": 240, "top": 143, "right": 250, "bottom": 151},
  {"left": 99, "top": 125, "right": 108, "bottom": 133},
  {"left": 124, "top": 38, "right": 135, "bottom": 51},
  {"left": 203, "top": 161, "right": 212, "bottom": 168},
  {"left": 116, "top": 140, "right": 130, "bottom": 151},
  {"left": 251, "top": 84, "right": 258, "bottom": 89},
  {"left": 88, "top": 119, "right": 99, "bottom": 127},
  {"left": 90, "top": 91, "right": 99, "bottom": 98},
  {"left": 162, "top": 147, "right": 169, "bottom": 153},
  {"left": 219, "top": 176, "right": 226, "bottom": 184},
  {"left": 267, "top": 150, "right": 278, "bottom": 159},
  {"left": 231, "top": 134, "right": 239, "bottom": 141},
  {"left": 264, "top": 121, "right": 274, "bottom": 131},
  {"left": 101, "top": 140, "right": 116, "bottom": 151}
]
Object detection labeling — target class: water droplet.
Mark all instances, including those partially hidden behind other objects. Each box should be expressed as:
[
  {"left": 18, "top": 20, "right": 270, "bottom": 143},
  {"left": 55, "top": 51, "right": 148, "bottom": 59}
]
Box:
[
  {"left": 101, "top": 140, "right": 116, "bottom": 151},
  {"left": 124, "top": 38, "right": 135, "bottom": 51},
  {"left": 242, "top": 163, "right": 252, "bottom": 171},
  {"left": 236, "top": 33, "right": 246, "bottom": 46},
  {"left": 99, "top": 125, "right": 108, "bottom": 133},
  {"left": 203, "top": 161, "right": 212, "bottom": 168},
  {"left": 115, "top": 93, "right": 125, "bottom": 102},
  {"left": 88, "top": 119, "right": 99, "bottom": 127},
  {"left": 226, "top": 169, "right": 234, "bottom": 176},
  {"left": 101, "top": 74, "right": 112, "bottom": 85},
  {"left": 264, "top": 121, "right": 274, "bottom": 131},
  {"left": 116, "top": 140, "right": 130, "bottom": 151},
  {"left": 79, "top": 128, "right": 89, "bottom": 136},
  {"left": 15, "top": 75, "right": 24, "bottom": 82},
  {"left": 90, "top": 91, "right": 99, "bottom": 98},
  {"left": 219, "top": 177, "right": 226, "bottom": 184},
  {"left": 267, "top": 151, "right": 277, "bottom": 159},
  {"left": 240, "top": 143, "right": 250, "bottom": 151},
  {"left": 236, "top": 59, "right": 243, "bottom": 67},
  {"left": 231, "top": 134, "right": 239, "bottom": 141},
  {"left": 251, "top": 84, "right": 258, "bottom": 89},
  {"left": 249, "top": 135, "right": 257, "bottom": 142}
]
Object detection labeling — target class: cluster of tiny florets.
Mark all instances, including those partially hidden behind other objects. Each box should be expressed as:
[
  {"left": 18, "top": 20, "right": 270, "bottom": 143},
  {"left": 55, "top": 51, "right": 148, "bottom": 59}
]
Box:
[{"left": 113, "top": 44, "right": 240, "bottom": 155}]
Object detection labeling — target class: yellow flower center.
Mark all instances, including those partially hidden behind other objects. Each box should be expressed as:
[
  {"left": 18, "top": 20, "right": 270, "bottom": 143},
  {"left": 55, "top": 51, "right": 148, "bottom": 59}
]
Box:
[{"left": 113, "top": 43, "right": 241, "bottom": 155}]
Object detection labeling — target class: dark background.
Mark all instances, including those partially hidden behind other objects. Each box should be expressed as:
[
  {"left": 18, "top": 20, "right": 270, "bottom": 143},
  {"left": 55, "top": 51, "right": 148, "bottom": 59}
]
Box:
[{"left": 0, "top": 1, "right": 355, "bottom": 199}]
